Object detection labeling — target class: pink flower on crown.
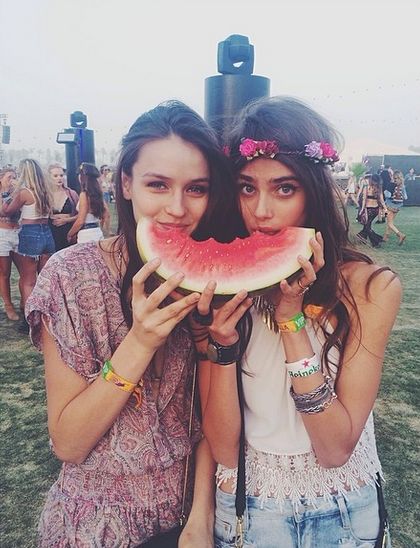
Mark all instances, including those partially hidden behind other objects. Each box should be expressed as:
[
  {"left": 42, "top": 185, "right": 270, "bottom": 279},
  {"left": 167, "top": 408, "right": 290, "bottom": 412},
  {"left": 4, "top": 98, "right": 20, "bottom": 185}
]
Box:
[
  {"left": 304, "top": 141, "right": 324, "bottom": 160},
  {"left": 239, "top": 138, "right": 279, "bottom": 160},
  {"left": 239, "top": 139, "right": 259, "bottom": 158},
  {"left": 259, "top": 140, "right": 279, "bottom": 157},
  {"left": 320, "top": 142, "right": 336, "bottom": 159}
]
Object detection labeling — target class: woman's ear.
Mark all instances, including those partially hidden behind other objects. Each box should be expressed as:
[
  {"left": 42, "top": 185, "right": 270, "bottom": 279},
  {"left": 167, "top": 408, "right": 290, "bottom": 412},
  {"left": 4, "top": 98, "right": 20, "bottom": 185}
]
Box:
[{"left": 121, "top": 172, "right": 132, "bottom": 200}]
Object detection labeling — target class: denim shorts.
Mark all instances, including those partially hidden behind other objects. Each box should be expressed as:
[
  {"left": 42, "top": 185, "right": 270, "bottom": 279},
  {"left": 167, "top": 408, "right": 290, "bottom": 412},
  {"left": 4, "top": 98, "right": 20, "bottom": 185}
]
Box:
[
  {"left": 214, "top": 483, "right": 390, "bottom": 547},
  {"left": 18, "top": 223, "right": 56, "bottom": 258},
  {"left": 0, "top": 227, "right": 20, "bottom": 256}
]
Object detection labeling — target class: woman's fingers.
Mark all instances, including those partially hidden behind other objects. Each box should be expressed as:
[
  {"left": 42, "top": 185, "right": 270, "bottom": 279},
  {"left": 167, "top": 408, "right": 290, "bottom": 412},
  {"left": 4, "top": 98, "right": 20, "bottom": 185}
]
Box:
[
  {"left": 213, "top": 290, "right": 249, "bottom": 323},
  {"left": 196, "top": 281, "right": 217, "bottom": 315},
  {"left": 132, "top": 258, "right": 161, "bottom": 302}
]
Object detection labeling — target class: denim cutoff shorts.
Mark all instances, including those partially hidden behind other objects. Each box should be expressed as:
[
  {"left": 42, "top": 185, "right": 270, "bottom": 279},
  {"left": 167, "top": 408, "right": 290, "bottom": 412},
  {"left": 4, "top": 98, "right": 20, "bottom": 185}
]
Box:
[
  {"left": 18, "top": 224, "right": 56, "bottom": 258},
  {"left": 214, "top": 483, "right": 390, "bottom": 548},
  {"left": 0, "top": 227, "right": 20, "bottom": 256}
]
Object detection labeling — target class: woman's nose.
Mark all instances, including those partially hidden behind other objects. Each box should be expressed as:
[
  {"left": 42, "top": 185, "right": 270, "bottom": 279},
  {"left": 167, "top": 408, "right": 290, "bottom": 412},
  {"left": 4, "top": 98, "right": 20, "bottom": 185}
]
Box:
[
  {"left": 254, "top": 194, "right": 273, "bottom": 219},
  {"left": 165, "top": 195, "right": 186, "bottom": 218}
]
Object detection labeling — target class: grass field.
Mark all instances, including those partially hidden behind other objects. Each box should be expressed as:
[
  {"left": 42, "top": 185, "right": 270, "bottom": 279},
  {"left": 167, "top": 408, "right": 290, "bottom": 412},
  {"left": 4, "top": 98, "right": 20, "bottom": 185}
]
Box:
[{"left": 0, "top": 205, "right": 419, "bottom": 547}]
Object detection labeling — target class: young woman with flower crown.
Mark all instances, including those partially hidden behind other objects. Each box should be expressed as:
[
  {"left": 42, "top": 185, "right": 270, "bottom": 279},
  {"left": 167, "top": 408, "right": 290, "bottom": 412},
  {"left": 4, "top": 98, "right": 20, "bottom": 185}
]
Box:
[{"left": 193, "top": 96, "right": 399, "bottom": 547}]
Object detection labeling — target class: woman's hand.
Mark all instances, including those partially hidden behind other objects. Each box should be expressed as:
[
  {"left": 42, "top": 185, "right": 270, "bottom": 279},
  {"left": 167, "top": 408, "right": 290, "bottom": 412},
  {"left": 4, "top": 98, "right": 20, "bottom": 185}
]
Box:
[
  {"left": 130, "top": 258, "right": 200, "bottom": 351},
  {"left": 193, "top": 281, "right": 252, "bottom": 346},
  {"left": 51, "top": 213, "right": 72, "bottom": 226},
  {"left": 275, "top": 231, "right": 325, "bottom": 321}
]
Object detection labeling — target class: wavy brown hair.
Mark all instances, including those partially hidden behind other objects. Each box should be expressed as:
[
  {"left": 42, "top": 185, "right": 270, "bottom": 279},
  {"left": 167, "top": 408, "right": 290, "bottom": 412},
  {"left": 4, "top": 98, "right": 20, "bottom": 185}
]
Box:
[
  {"left": 226, "top": 96, "right": 396, "bottom": 373},
  {"left": 78, "top": 163, "right": 105, "bottom": 220}
]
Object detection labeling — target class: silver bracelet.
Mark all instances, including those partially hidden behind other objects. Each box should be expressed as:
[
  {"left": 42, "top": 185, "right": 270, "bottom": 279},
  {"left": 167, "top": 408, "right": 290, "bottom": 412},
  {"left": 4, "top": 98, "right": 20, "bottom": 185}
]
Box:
[{"left": 290, "top": 375, "right": 337, "bottom": 414}]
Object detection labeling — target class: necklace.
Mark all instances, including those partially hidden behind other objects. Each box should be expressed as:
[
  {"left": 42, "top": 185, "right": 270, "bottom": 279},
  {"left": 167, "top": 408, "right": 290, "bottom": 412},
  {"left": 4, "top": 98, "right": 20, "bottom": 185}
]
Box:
[{"left": 253, "top": 295, "right": 279, "bottom": 334}]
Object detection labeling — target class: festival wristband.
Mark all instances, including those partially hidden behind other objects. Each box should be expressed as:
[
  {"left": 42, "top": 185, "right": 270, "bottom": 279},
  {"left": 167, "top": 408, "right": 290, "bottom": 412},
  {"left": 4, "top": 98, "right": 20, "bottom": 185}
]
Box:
[
  {"left": 277, "top": 312, "right": 306, "bottom": 333},
  {"left": 286, "top": 354, "right": 320, "bottom": 378},
  {"left": 102, "top": 360, "right": 143, "bottom": 408}
]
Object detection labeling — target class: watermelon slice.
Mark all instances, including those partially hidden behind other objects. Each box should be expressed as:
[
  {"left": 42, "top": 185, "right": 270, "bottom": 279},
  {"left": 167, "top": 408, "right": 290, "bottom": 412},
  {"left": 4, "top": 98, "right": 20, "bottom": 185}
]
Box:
[{"left": 136, "top": 218, "right": 315, "bottom": 296}]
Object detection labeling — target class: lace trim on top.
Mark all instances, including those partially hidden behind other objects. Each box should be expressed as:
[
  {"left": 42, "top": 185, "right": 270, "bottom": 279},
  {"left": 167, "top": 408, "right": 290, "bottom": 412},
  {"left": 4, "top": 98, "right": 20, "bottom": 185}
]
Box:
[{"left": 216, "top": 415, "right": 382, "bottom": 509}]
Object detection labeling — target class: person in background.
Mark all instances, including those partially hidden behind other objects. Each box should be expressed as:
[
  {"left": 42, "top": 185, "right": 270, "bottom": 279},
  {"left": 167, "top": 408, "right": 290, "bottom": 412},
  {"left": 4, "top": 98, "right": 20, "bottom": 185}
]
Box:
[
  {"left": 404, "top": 167, "right": 415, "bottom": 184},
  {"left": 343, "top": 171, "right": 359, "bottom": 206},
  {"left": 66, "top": 163, "right": 110, "bottom": 244},
  {"left": 48, "top": 163, "right": 79, "bottom": 251},
  {"left": 25, "top": 100, "right": 246, "bottom": 547},
  {"left": 0, "top": 167, "right": 24, "bottom": 320},
  {"left": 99, "top": 164, "right": 112, "bottom": 203},
  {"left": 194, "top": 96, "right": 399, "bottom": 547},
  {"left": 357, "top": 174, "right": 387, "bottom": 247},
  {"left": 0, "top": 159, "right": 55, "bottom": 332},
  {"left": 377, "top": 165, "right": 393, "bottom": 223},
  {"left": 383, "top": 170, "right": 407, "bottom": 245}
]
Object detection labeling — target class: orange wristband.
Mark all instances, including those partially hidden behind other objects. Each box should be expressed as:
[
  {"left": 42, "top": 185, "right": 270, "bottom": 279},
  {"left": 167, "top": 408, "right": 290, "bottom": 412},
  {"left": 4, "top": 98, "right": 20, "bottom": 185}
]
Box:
[{"left": 102, "top": 360, "right": 143, "bottom": 408}]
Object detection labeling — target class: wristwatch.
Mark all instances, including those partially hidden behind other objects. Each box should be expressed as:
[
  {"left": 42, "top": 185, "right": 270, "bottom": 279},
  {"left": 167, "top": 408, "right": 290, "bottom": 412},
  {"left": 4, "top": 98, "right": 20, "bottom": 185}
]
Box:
[{"left": 206, "top": 336, "right": 241, "bottom": 365}]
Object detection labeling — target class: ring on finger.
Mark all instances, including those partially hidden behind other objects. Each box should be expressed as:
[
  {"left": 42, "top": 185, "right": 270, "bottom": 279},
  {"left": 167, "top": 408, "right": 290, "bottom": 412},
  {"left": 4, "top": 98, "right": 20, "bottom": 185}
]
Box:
[
  {"left": 298, "top": 278, "right": 314, "bottom": 291},
  {"left": 191, "top": 306, "right": 214, "bottom": 326}
]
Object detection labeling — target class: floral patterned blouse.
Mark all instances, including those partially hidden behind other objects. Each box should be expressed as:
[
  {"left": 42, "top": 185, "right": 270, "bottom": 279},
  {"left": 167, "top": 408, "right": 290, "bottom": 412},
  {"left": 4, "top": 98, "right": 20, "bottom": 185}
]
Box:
[{"left": 26, "top": 242, "right": 200, "bottom": 547}]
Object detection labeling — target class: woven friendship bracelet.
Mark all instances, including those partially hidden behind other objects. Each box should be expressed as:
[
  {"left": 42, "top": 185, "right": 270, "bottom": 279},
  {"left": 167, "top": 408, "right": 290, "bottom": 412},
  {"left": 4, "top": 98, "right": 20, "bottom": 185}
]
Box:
[
  {"left": 102, "top": 360, "right": 143, "bottom": 409},
  {"left": 277, "top": 312, "right": 306, "bottom": 333}
]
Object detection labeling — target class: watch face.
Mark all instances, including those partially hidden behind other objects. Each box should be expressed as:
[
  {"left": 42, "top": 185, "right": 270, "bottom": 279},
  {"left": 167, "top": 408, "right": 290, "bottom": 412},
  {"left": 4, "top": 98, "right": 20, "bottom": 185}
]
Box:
[{"left": 206, "top": 343, "right": 219, "bottom": 363}]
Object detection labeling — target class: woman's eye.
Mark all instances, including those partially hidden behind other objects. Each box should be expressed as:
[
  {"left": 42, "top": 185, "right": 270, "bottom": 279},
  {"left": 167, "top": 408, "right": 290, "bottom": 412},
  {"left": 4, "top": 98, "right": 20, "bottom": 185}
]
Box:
[
  {"left": 238, "top": 183, "right": 255, "bottom": 196},
  {"left": 277, "top": 184, "right": 297, "bottom": 196},
  {"left": 147, "top": 181, "right": 167, "bottom": 190},
  {"left": 187, "top": 185, "right": 209, "bottom": 195}
]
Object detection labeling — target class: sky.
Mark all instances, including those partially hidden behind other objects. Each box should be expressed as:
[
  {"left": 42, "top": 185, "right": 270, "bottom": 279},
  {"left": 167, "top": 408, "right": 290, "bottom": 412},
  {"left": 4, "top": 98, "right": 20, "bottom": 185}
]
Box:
[{"left": 1, "top": 0, "right": 419, "bottom": 163}]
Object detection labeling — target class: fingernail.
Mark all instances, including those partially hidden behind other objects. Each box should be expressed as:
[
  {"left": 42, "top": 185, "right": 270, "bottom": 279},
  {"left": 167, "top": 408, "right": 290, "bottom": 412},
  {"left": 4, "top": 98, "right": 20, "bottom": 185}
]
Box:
[
  {"left": 190, "top": 293, "right": 200, "bottom": 301},
  {"left": 208, "top": 281, "right": 217, "bottom": 290},
  {"left": 150, "top": 257, "right": 161, "bottom": 265},
  {"left": 298, "top": 255, "right": 305, "bottom": 262},
  {"left": 175, "top": 272, "right": 185, "bottom": 280}
]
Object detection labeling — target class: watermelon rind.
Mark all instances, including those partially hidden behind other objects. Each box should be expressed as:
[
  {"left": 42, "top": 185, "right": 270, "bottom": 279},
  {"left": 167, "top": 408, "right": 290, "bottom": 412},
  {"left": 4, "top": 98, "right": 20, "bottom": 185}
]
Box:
[{"left": 136, "top": 219, "right": 315, "bottom": 296}]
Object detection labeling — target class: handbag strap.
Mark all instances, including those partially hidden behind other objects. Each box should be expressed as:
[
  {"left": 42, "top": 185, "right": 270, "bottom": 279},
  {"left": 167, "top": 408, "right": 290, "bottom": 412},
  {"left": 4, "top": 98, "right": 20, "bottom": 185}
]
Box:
[
  {"left": 374, "top": 472, "right": 390, "bottom": 548},
  {"left": 234, "top": 361, "right": 246, "bottom": 547},
  {"left": 179, "top": 354, "right": 198, "bottom": 527}
]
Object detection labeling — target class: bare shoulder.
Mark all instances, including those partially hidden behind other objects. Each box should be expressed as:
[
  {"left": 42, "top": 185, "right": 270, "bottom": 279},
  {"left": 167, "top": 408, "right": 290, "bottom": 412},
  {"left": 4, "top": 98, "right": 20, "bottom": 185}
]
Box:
[{"left": 340, "top": 260, "right": 402, "bottom": 307}]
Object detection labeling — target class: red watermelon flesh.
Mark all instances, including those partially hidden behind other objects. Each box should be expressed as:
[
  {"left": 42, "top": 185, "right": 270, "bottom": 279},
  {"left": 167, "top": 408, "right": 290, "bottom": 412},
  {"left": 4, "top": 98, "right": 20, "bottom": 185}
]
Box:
[{"left": 136, "top": 218, "right": 315, "bottom": 296}]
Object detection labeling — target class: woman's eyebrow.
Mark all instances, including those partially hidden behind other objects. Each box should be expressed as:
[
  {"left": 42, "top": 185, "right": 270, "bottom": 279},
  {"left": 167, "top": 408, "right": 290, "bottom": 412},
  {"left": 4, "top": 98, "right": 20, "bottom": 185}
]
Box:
[
  {"left": 141, "top": 172, "right": 210, "bottom": 184},
  {"left": 238, "top": 174, "right": 299, "bottom": 184}
]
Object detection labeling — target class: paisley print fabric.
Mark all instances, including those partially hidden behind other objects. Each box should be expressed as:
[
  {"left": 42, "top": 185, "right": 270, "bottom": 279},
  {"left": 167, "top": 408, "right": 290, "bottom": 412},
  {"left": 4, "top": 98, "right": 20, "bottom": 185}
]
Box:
[{"left": 26, "top": 242, "right": 201, "bottom": 547}]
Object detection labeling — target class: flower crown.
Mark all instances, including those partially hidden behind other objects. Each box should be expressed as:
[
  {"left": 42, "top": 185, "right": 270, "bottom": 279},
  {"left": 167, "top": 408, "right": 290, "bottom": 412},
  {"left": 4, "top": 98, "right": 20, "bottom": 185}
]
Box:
[{"left": 229, "top": 138, "right": 339, "bottom": 165}]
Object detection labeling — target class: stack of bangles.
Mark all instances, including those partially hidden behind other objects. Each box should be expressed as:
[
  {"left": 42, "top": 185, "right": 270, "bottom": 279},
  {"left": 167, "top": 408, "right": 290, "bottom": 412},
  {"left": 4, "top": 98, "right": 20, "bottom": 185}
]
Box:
[
  {"left": 289, "top": 369, "right": 337, "bottom": 414},
  {"left": 102, "top": 360, "right": 144, "bottom": 409}
]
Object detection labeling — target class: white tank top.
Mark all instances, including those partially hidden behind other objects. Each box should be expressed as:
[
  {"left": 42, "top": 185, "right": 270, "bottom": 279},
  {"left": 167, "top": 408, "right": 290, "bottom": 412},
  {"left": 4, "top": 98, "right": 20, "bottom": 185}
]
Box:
[
  {"left": 20, "top": 188, "right": 49, "bottom": 220},
  {"left": 242, "top": 308, "right": 339, "bottom": 454},
  {"left": 216, "top": 308, "right": 382, "bottom": 507},
  {"left": 76, "top": 201, "right": 100, "bottom": 224}
]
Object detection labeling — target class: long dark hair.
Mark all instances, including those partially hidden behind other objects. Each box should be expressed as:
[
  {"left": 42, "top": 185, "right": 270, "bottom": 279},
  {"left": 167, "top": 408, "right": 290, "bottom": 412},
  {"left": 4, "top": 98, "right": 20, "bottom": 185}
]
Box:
[
  {"left": 113, "top": 99, "right": 246, "bottom": 327},
  {"left": 79, "top": 163, "right": 105, "bottom": 220},
  {"left": 227, "top": 96, "right": 394, "bottom": 372}
]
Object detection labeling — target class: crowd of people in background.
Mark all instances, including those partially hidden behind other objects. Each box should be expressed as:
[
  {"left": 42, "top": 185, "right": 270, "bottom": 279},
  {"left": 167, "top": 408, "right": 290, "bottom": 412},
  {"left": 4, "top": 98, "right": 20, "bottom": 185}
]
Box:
[
  {"left": 342, "top": 164, "right": 413, "bottom": 248},
  {"left": 0, "top": 160, "right": 114, "bottom": 331}
]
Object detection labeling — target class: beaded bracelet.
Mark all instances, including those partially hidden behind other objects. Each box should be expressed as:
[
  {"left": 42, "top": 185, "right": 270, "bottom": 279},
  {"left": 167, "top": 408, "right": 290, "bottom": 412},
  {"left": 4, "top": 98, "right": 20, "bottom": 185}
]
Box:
[
  {"left": 102, "top": 360, "right": 143, "bottom": 409},
  {"left": 290, "top": 374, "right": 337, "bottom": 414}
]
